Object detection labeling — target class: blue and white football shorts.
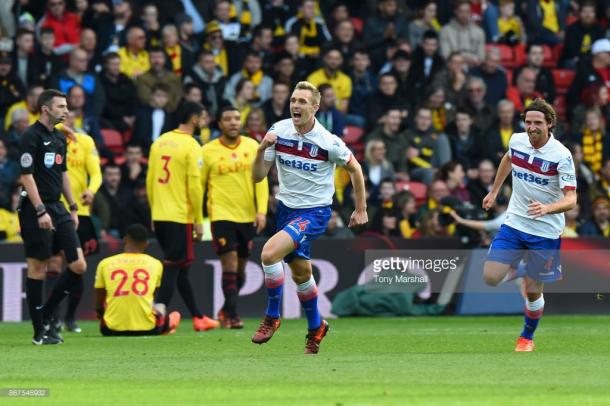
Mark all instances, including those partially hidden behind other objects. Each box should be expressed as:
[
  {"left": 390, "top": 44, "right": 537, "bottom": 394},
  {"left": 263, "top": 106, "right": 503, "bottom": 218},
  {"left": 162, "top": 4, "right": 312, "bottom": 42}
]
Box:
[
  {"left": 276, "top": 200, "right": 332, "bottom": 262},
  {"left": 486, "top": 224, "right": 562, "bottom": 282}
]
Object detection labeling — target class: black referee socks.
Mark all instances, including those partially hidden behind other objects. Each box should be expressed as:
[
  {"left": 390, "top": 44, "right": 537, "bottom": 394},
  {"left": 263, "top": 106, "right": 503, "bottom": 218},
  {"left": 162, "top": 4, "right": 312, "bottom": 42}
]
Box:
[
  {"left": 42, "top": 270, "right": 81, "bottom": 321},
  {"left": 26, "top": 278, "right": 44, "bottom": 335}
]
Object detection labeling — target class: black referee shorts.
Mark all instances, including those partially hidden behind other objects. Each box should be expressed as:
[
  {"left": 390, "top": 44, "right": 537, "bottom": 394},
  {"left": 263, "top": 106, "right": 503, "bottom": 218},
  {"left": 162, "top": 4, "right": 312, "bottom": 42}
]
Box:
[
  {"left": 211, "top": 221, "right": 255, "bottom": 257},
  {"left": 154, "top": 221, "right": 194, "bottom": 267},
  {"left": 77, "top": 215, "right": 99, "bottom": 256},
  {"left": 18, "top": 201, "right": 81, "bottom": 263}
]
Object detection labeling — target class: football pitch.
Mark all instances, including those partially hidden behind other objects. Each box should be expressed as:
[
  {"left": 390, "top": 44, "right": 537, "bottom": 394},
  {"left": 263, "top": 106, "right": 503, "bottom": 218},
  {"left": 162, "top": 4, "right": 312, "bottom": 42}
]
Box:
[{"left": 2, "top": 316, "right": 609, "bottom": 405}]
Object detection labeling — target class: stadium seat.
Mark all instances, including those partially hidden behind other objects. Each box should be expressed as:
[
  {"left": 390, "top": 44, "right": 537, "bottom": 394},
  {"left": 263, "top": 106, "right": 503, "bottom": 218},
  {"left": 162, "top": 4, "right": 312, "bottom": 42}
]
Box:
[
  {"left": 541, "top": 45, "right": 555, "bottom": 68},
  {"left": 488, "top": 44, "right": 517, "bottom": 69},
  {"left": 396, "top": 181, "right": 427, "bottom": 207},
  {"left": 513, "top": 44, "right": 526, "bottom": 67},
  {"left": 343, "top": 125, "right": 365, "bottom": 145},
  {"left": 552, "top": 69, "right": 576, "bottom": 95},
  {"left": 114, "top": 155, "right": 126, "bottom": 165},
  {"left": 553, "top": 96, "right": 567, "bottom": 122},
  {"left": 101, "top": 128, "right": 124, "bottom": 155},
  {"left": 553, "top": 44, "right": 564, "bottom": 64}
]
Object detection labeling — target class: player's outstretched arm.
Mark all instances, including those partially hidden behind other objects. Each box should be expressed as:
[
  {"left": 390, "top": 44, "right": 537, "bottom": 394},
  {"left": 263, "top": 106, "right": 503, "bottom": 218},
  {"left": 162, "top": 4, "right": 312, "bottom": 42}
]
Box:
[
  {"left": 253, "top": 132, "right": 276, "bottom": 182},
  {"left": 483, "top": 152, "right": 511, "bottom": 210},
  {"left": 345, "top": 157, "right": 368, "bottom": 228}
]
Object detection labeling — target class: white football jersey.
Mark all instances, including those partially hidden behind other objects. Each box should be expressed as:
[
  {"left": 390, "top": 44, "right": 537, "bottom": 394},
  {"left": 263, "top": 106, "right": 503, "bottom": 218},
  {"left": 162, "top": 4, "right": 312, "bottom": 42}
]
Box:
[
  {"left": 504, "top": 132, "right": 577, "bottom": 239},
  {"left": 264, "top": 118, "right": 352, "bottom": 208}
]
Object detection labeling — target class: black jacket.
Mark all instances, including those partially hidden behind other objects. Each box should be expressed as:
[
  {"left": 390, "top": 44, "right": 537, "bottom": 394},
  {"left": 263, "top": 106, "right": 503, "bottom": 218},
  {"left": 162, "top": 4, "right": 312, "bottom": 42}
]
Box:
[{"left": 100, "top": 72, "right": 138, "bottom": 132}]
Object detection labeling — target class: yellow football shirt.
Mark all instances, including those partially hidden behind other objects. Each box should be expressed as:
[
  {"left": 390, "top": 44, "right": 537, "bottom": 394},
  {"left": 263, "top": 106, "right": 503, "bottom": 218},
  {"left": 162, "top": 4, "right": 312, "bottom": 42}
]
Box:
[
  {"left": 306, "top": 68, "right": 352, "bottom": 110},
  {"left": 4, "top": 100, "right": 39, "bottom": 130},
  {"left": 0, "top": 208, "right": 21, "bottom": 242},
  {"left": 59, "top": 132, "right": 102, "bottom": 216},
  {"left": 94, "top": 252, "right": 163, "bottom": 332},
  {"left": 118, "top": 47, "right": 150, "bottom": 79},
  {"left": 201, "top": 136, "right": 268, "bottom": 222},
  {"left": 147, "top": 129, "right": 204, "bottom": 224}
]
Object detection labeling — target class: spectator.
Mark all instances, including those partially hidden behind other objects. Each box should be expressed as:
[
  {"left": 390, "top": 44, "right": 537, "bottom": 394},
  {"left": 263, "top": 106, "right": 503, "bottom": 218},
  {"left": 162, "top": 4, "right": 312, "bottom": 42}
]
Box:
[
  {"left": 524, "top": 0, "right": 568, "bottom": 46},
  {"left": 27, "top": 27, "right": 62, "bottom": 87},
  {"left": 461, "top": 77, "right": 496, "bottom": 133},
  {"left": 328, "top": 19, "right": 361, "bottom": 63},
  {"left": 135, "top": 47, "right": 182, "bottom": 113},
  {"left": 162, "top": 24, "right": 194, "bottom": 76},
  {"left": 375, "top": 178, "right": 397, "bottom": 209},
  {"left": 0, "top": 139, "right": 19, "bottom": 193},
  {"left": 66, "top": 84, "right": 103, "bottom": 147},
  {"left": 286, "top": 0, "right": 331, "bottom": 59},
  {"left": 122, "top": 180, "right": 152, "bottom": 234},
  {"left": 118, "top": 26, "right": 150, "bottom": 80},
  {"left": 570, "top": 109, "right": 610, "bottom": 174},
  {"left": 562, "top": 203, "right": 580, "bottom": 237},
  {"left": 316, "top": 84, "right": 345, "bottom": 137},
  {"left": 39, "top": 0, "right": 81, "bottom": 56},
  {"left": 139, "top": 3, "right": 162, "bottom": 48},
  {"left": 80, "top": 28, "right": 102, "bottom": 73},
  {"left": 244, "top": 107, "right": 267, "bottom": 142},
  {"left": 436, "top": 161, "right": 471, "bottom": 202},
  {"left": 578, "top": 197, "right": 610, "bottom": 236},
  {"left": 566, "top": 142, "right": 593, "bottom": 219},
  {"left": 0, "top": 187, "right": 21, "bottom": 242},
  {"left": 347, "top": 50, "right": 376, "bottom": 123},
  {"left": 467, "top": 159, "right": 498, "bottom": 209},
  {"left": 446, "top": 109, "right": 482, "bottom": 170},
  {"left": 100, "top": 52, "right": 137, "bottom": 133},
  {"left": 495, "top": 0, "right": 526, "bottom": 45},
  {"left": 133, "top": 83, "right": 175, "bottom": 154},
  {"left": 175, "top": 13, "right": 199, "bottom": 54},
  {"left": 283, "top": 33, "right": 315, "bottom": 81},
  {"left": 213, "top": 0, "right": 248, "bottom": 42},
  {"left": 272, "top": 51, "right": 298, "bottom": 87},
  {"left": 406, "top": 107, "right": 451, "bottom": 185},
  {"left": 261, "top": 80, "right": 290, "bottom": 126},
  {"left": 261, "top": 0, "right": 293, "bottom": 48},
  {"left": 363, "top": 0, "right": 410, "bottom": 71},
  {"left": 396, "top": 191, "right": 418, "bottom": 238},
  {"left": 201, "top": 20, "right": 239, "bottom": 76},
  {"left": 363, "top": 139, "right": 395, "bottom": 188},
  {"left": 560, "top": 1, "right": 604, "bottom": 68},
  {"left": 470, "top": 47, "right": 508, "bottom": 105},
  {"left": 183, "top": 50, "right": 227, "bottom": 119},
  {"left": 571, "top": 83, "right": 610, "bottom": 134},
  {"left": 424, "top": 86, "right": 455, "bottom": 134},
  {"left": 370, "top": 205, "right": 402, "bottom": 237},
  {"left": 439, "top": 0, "right": 486, "bottom": 67},
  {"left": 11, "top": 28, "right": 35, "bottom": 87},
  {"left": 248, "top": 24, "right": 274, "bottom": 73},
  {"left": 224, "top": 51, "right": 273, "bottom": 104},
  {"left": 382, "top": 50, "right": 415, "bottom": 107},
  {"left": 183, "top": 83, "right": 203, "bottom": 104},
  {"left": 366, "top": 108, "right": 409, "bottom": 173},
  {"left": 430, "top": 51, "right": 468, "bottom": 107},
  {"left": 52, "top": 47, "right": 106, "bottom": 117},
  {"left": 321, "top": 209, "right": 355, "bottom": 239},
  {"left": 410, "top": 30, "right": 445, "bottom": 107},
  {"left": 506, "top": 67, "right": 543, "bottom": 112},
  {"left": 120, "top": 144, "right": 147, "bottom": 192},
  {"left": 408, "top": 1, "right": 442, "bottom": 48},
  {"left": 229, "top": 78, "right": 257, "bottom": 128},
  {"left": 4, "top": 83, "right": 42, "bottom": 131},
  {"left": 568, "top": 38, "right": 610, "bottom": 113},
  {"left": 0, "top": 52, "right": 25, "bottom": 124},
  {"left": 2, "top": 108, "right": 29, "bottom": 160},
  {"left": 307, "top": 48, "right": 352, "bottom": 113},
  {"left": 514, "top": 43, "right": 556, "bottom": 104},
  {"left": 325, "top": 2, "right": 350, "bottom": 35},
  {"left": 416, "top": 179, "right": 449, "bottom": 221},
  {"left": 91, "top": 163, "right": 131, "bottom": 237},
  {"left": 591, "top": 157, "right": 610, "bottom": 203},
  {"left": 80, "top": 0, "right": 115, "bottom": 54},
  {"left": 484, "top": 99, "right": 523, "bottom": 165},
  {"left": 364, "top": 73, "right": 409, "bottom": 129},
  {"left": 110, "top": 0, "right": 137, "bottom": 48}
]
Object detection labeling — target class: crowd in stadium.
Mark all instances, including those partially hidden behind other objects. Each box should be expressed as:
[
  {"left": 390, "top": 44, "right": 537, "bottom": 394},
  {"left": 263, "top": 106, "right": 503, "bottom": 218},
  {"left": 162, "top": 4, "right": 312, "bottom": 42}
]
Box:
[{"left": 0, "top": 0, "right": 609, "bottom": 245}]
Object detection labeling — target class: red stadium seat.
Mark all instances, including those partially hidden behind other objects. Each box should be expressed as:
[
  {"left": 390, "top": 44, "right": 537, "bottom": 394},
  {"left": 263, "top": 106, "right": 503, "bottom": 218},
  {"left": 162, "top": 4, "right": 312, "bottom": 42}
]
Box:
[
  {"left": 513, "top": 44, "right": 526, "bottom": 67},
  {"left": 396, "top": 181, "right": 428, "bottom": 206},
  {"left": 343, "top": 125, "right": 364, "bottom": 145},
  {"left": 541, "top": 45, "right": 555, "bottom": 68},
  {"left": 488, "top": 44, "right": 517, "bottom": 69},
  {"left": 553, "top": 96, "right": 567, "bottom": 123},
  {"left": 101, "top": 128, "right": 124, "bottom": 155},
  {"left": 552, "top": 69, "right": 576, "bottom": 95}
]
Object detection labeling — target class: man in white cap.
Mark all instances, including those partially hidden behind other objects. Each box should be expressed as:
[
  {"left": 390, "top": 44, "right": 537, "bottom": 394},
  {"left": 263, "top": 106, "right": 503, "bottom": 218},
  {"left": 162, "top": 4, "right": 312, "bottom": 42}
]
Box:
[{"left": 568, "top": 38, "right": 610, "bottom": 111}]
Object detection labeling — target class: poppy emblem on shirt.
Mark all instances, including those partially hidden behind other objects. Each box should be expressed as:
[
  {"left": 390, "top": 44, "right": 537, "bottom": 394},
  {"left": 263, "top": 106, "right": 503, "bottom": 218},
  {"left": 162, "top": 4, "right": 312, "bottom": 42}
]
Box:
[{"left": 55, "top": 154, "right": 63, "bottom": 165}]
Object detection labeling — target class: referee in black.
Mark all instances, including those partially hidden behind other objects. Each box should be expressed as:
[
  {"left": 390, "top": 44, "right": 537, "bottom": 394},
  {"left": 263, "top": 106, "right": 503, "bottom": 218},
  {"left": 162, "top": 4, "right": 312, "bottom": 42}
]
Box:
[{"left": 18, "top": 89, "right": 87, "bottom": 345}]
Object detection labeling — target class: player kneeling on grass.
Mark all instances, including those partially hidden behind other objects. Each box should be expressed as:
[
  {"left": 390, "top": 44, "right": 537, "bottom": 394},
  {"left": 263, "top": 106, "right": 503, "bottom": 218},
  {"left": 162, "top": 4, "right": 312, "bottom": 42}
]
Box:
[
  {"left": 482, "top": 98, "right": 577, "bottom": 352},
  {"left": 94, "top": 224, "right": 180, "bottom": 336}
]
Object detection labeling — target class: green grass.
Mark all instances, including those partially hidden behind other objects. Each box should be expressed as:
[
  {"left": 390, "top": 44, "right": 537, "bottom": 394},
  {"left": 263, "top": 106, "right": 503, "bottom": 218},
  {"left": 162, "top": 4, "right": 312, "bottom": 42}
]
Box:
[{"left": 1, "top": 316, "right": 610, "bottom": 405}]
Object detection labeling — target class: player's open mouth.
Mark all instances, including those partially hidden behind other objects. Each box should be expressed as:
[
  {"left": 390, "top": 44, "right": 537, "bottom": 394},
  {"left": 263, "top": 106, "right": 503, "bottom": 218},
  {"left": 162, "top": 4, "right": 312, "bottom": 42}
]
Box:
[{"left": 292, "top": 112, "right": 301, "bottom": 118}]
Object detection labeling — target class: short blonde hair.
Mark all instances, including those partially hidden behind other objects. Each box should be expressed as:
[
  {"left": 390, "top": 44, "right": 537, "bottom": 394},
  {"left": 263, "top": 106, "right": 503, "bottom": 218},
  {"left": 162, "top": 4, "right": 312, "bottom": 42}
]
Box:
[{"left": 294, "top": 81, "right": 321, "bottom": 105}]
